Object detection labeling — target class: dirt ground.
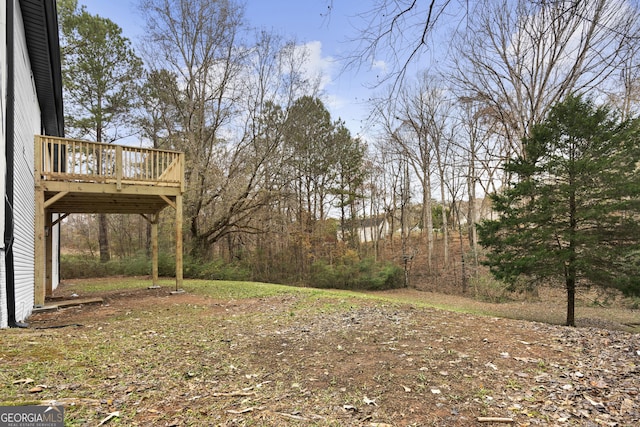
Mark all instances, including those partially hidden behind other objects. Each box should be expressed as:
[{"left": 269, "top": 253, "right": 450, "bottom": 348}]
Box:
[{"left": 5, "top": 283, "right": 640, "bottom": 426}]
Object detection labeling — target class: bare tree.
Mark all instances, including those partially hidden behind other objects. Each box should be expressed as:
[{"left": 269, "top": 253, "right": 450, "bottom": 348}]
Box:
[
  {"left": 606, "top": 32, "right": 640, "bottom": 120},
  {"left": 380, "top": 85, "right": 436, "bottom": 271},
  {"left": 139, "top": 0, "right": 247, "bottom": 257},
  {"left": 342, "top": 0, "right": 466, "bottom": 91},
  {"left": 386, "top": 75, "right": 456, "bottom": 271},
  {"left": 427, "top": 91, "right": 454, "bottom": 269},
  {"left": 453, "top": 96, "right": 503, "bottom": 267},
  {"left": 450, "top": 0, "right": 640, "bottom": 156}
]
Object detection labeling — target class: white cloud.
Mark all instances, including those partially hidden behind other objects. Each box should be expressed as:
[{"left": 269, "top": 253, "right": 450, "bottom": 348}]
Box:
[
  {"left": 297, "top": 40, "right": 335, "bottom": 92},
  {"left": 293, "top": 41, "right": 369, "bottom": 136},
  {"left": 372, "top": 60, "right": 387, "bottom": 73}
]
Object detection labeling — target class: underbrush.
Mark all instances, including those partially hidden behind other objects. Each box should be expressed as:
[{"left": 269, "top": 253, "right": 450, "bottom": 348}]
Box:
[
  {"left": 310, "top": 257, "right": 404, "bottom": 290},
  {"left": 61, "top": 253, "right": 403, "bottom": 290},
  {"left": 468, "top": 274, "right": 542, "bottom": 303},
  {"left": 61, "top": 253, "right": 252, "bottom": 281}
]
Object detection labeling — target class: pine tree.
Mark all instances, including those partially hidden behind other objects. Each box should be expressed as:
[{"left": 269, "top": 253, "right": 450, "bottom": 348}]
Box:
[
  {"left": 59, "top": 1, "right": 143, "bottom": 262},
  {"left": 478, "top": 95, "right": 640, "bottom": 326}
]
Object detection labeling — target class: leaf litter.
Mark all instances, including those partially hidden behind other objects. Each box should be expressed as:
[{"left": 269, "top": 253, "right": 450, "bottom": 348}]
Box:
[{"left": 0, "top": 285, "right": 638, "bottom": 426}]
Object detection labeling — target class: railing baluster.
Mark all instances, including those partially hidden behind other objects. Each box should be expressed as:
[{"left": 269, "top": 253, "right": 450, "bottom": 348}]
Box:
[{"left": 34, "top": 136, "right": 182, "bottom": 187}]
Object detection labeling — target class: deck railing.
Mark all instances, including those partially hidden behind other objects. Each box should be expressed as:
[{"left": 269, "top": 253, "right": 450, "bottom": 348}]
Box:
[{"left": 35, "top": 135, "right": 184, "bottom": 191}]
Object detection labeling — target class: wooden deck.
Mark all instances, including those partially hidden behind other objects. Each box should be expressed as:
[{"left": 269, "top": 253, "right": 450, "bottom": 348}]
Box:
[{"left": 34, "top": 135, "right": 185, "bottom": 306}]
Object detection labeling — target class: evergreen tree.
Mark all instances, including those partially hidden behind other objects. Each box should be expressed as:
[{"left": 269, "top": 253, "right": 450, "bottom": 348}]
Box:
[
  {"left": 59, "top": 0, "right": 143, "bottom": 262},
  {"left": 284, "top": 96, "right": 336, "bottom": 225},
  {"left": 478, "top": 95, "right": 640, "bottom": 326},
  {"left": 332, "top": 121, "right": 367, "bottom": 246},
  {"left": 60, "top": 1, "right": 142, "bottom": 142}
]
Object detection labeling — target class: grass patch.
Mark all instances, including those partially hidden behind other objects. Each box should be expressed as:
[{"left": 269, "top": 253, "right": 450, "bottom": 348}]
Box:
[
  {"left": 56, "top": 278, "right": 640, "bottom": 332},
  {"left": 3, "top": 277, "right": 638, "bottom": 426}
]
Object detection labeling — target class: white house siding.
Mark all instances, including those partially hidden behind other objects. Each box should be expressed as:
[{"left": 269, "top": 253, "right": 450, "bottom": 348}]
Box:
[
  {"left": 1, "top": 0, "right": 8, "bottom": 328},
  {"left": 11, "top": 1, "right": 39, "bottom": 322},
  {"left": 0, "top": 252, "right": 6, "bottom": 328}
]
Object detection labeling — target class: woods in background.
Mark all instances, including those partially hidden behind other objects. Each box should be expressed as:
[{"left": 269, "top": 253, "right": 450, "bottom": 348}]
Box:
[{"left": 58, "top": 0, "right": 640, "bottom": 300}]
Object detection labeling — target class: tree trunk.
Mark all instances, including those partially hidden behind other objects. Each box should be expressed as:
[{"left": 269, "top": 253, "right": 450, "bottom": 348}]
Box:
[
  {"left": 440, "top": 184, "right": 449, "bottom": 268},
  {"left": 423, "top": 176, "right": 433, "bottom": 272},
  {"left": 98, "top": 213, "right": 110, "bottom": 262},
  {"left": 566, "top": 276, "right": 576, "bottom": 327}
]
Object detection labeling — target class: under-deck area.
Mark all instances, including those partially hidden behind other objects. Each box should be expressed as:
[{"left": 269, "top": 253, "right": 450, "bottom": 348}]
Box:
[{"left": 34, "top": 135, "right": 185, "bottom": 306}]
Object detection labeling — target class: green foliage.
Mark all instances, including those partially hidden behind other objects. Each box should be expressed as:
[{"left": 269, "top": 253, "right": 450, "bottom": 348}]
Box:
[
  {"left": 61, "top": 251, "right": 403, "bottom": 291},
  {"left": 468, "top": 274, "right": 513, "bottom": 303},
  {"left": 309, "top": 257, "right": 403, "bottom": 290},
  {"left": 183, "top": 257, "right": 252, "bottom": 281},
  {"left": 60, "top": 253, "right": 176, "bottom": 279},
  {"left": 61, "top": 253, "right": 251, "bottom": 281},
  {"left": 478, "top": 95, "right": 640, "bottom": 324},
  {"left": 60, "top": 255, "right": 108, "bottom": 279},
  {"left": 60, "top": 1, "right": 142, "bottom": 141}
]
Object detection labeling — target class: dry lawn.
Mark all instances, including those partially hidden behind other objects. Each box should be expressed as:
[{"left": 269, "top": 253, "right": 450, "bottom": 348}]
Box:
[{"left": 1, "top": 278, "right": 638, "bottom": 426}]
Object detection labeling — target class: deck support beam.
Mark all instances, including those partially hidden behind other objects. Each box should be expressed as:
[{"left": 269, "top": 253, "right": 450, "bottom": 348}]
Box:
[
  {"left": 151, "top": 214, "right": 159, "bottom": 287},
  {"left": 34, "top": 189, "right": 45, "bottom": 307},
  {"left": 45, "top": 212, "right": 53, "bottom": 297},
  {"left": 33, "top": 135, "right": 185, "bottom": 307},
  {"left": 176, "top": 194, "right": 183, "bottom": 290}
]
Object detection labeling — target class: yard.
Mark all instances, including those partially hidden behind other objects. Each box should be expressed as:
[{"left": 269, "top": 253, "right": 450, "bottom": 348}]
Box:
[{"left": 1, "top": 278, "right": 639, "bottom": 426}]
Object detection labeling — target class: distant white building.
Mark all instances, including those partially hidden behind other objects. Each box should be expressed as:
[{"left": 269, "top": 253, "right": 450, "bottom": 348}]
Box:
[
  {"left": 455, "top": 198, "right": 497, "bottom": 225},
  {"left": 1, "top": 0, "right": 64, "bottom": 327},
  {"left": 338, "top": 217, "right": 391, "bottom": 243}
]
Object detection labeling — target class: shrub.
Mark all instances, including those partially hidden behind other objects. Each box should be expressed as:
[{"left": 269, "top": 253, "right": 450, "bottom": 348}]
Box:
[
  {"left": 183, "top": 257, "right": 251, "bottom": 281},
  {"left": 60, "top": 252, "right": 399, "bottom": 290},
  {"left": 468, "top": 274, "right": 513, "bottom": 303},
  {"left": 310, "top": 257, "right": 403, "bottom": 291},
  {"left": 61, "top": 252, "right": 176, "bottom": 279}
]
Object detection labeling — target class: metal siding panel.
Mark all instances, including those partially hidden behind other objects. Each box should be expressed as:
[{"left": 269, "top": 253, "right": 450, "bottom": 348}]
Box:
[
  {"left": 11, "top": 4, "right": 39, "bottom": 323},
  {"left": 1, "top": 0, "right": 7, "bottom": 327},
  {"left": 0, "top": 252, "right": 7, "bottom": 328}
]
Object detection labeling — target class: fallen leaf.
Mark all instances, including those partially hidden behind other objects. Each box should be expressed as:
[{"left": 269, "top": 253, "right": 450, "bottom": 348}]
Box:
[
  {"left": 29, "top": 386, "right": 44, "bottom": 393},
  {"left": 276, "top": 412, "right": 308, "bottom": 421},
  {"left": 227, "top": 408, "right": 254, "bottom": 414},
  {"left": 589, "top": 379, "right": 608, "bottom": 389},
  {"left": 98, "top": 411, "right": 120, "bottom": 426},
  {"left": 620, "top": 398, "right": 634, "bottom": 414},
  {"left": 584, "top": 394, "right": 606, "bottom": 412},
  {"left": 363, "top": 396, "right": 377, "bottom": 406}
]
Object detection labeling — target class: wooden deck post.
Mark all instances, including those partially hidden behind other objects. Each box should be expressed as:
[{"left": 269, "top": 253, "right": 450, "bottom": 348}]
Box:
[
  {"left": 151, "top": 214, "right": 159, "bottom": 287},
  {"left": 175, "top": 194, "right": 183, "bottom": 289},
  {"left": 34, "top": 189, "right": 45, "bottom": 307},
  {"left": 45, "top": 212, "right": 53, "bottom": 296}
]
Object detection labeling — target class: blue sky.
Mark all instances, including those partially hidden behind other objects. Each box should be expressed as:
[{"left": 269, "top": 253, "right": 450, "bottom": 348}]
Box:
[{"left": 79, "top": 0, "right": 385, "bottom": 139}]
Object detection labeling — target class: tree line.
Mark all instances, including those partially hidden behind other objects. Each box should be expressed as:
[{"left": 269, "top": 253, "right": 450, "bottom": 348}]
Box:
[{"left": 57, "top": 0, "right": 640, "bottom": 317}]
